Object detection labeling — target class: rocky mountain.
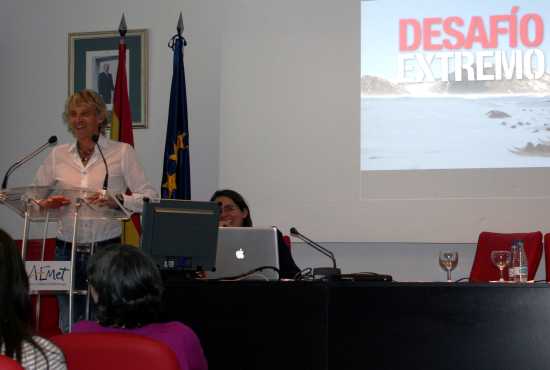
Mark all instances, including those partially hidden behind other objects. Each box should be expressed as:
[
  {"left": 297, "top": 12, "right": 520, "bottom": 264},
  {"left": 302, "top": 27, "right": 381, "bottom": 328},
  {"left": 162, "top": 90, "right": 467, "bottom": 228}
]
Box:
[
  {"left": 361, "top": 75, "right": 407, "bottom": 95},
  {"left": 433, "top": 66, "right": 550, "bottom": 95},
  {"left": 361, "top": 71, "right": 550, "bottom": 96}
]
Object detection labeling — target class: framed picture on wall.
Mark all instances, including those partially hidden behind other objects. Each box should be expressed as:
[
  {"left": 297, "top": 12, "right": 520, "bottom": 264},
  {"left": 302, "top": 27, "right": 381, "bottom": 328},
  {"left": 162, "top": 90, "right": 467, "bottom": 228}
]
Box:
[{"left": 68, "top": 29, "right": 148, "bottom": 129}]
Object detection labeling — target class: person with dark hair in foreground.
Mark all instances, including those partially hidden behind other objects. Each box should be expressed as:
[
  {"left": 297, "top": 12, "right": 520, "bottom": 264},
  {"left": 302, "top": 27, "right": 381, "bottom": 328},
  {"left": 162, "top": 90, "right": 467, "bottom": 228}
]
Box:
[
  {"left": 72, "top": 245, "right": 207, "bottom": 370},
  {"left": 0, "top": 229, "right": 67, "bottom": 370},
  {"left": 210, "top": 189, "right": 300, "bottom": 279}
]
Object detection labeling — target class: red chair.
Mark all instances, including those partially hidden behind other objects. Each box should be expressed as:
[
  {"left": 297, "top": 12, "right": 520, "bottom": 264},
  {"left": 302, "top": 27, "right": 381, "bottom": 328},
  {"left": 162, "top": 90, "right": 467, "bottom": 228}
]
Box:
[
  {"left": 544, "top": 233, "right": 550, "bottom": 282},
  {"left": 282, "top": 235, "right": 292, "bottom": 249},
  {"left": 16, "top": 238, "right": 57, "bottom": 260},
  {"left": 16, "top": 239, "right": 61, "bottom": 338},
  {"left": 0, "top": 355, "right": 25, "bottom": 370},
  {"left": 469, "top": 231, "right": 543, "bottom": 282},
  {"left": 51, "top": 332, "right": 181, "bottom": 370}
]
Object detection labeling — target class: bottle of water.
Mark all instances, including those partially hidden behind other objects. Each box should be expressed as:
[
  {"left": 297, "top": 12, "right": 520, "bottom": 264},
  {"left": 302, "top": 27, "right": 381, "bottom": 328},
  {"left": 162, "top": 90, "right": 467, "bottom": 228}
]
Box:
[
  {"left": 516, "top": 240, "right": 528, "bottom": 283},
  {"left": 510, "top": 240, "right": 528, "bottom": 283},
  {"left": 509, "top": 241, "right": 519, "bottom": 282}
]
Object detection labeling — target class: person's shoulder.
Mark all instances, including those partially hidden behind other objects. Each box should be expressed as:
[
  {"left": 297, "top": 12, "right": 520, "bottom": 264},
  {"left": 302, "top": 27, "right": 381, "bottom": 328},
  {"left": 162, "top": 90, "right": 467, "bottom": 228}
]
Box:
[
  {"left": 72, "top": 320, "right": 101, "bottom": 332},
  {"left": 158, "top": 323, "right": 206, "bottom": 368},
  {"left": 101, "top": 137, "right": 131, "bottom": 153},
  {"left": 28, "top": 336, "right": 67, "bottom": 368},
  {"left": 104, "top": 137, "right": 133, "bottom": 151},
  {"left": 32, "top": 335, "right": 62, "bottom": 352},
  {"left": 150, "top": 321, "right": 191, "bottom": 331},
  {"left": 50, "top": 142, "right": 72, "bottom": 155},
  {"left": 166, "top": 321, "right": 192, "bottom": 330},
  {"left": 147, "top": 321, "right": 198, "bottom": 337},
  {"left": 56, "top": 142, "right": 72, "bottom": 149}
]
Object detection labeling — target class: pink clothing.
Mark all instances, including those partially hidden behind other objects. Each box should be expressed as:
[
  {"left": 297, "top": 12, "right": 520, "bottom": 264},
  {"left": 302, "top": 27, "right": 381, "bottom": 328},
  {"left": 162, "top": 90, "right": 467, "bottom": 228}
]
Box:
[{"left": 72, "top": 321, "right": 207, "bottom": 370}]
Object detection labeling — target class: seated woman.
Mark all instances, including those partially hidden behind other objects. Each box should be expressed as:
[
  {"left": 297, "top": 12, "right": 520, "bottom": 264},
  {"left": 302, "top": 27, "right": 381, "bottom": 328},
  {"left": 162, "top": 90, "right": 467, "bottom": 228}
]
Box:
[
  {"left": 0, "top": 229, "right": 67, "bottom": 370},
  {"left": 72, "top": 245, "right": 207, "bottom": 370},
  {"left": 210, "top": 189, "right": 301, "bottom": 279}
]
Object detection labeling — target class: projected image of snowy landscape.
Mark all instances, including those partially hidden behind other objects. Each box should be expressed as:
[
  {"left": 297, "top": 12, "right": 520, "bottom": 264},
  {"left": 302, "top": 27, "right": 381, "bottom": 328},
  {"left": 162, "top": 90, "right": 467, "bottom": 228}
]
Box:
[
  {"left": 360, "top": 1, "right": 550, "bottom": 171},
  {"left": 361, "top": 89, "right": 550, "bottom": 171}
]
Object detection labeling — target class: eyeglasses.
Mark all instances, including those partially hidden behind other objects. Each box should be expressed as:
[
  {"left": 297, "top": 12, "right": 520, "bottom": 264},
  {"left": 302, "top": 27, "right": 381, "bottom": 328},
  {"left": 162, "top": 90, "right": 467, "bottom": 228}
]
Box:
[{"left": 219, "top": 204, "right": 239, "bottom": 214}]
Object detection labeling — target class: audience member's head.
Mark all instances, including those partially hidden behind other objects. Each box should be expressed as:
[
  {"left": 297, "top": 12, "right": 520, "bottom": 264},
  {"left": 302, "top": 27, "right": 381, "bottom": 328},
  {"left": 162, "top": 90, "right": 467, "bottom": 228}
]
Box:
[
  {"left": 210, "top": 189, "right": 252, "bottom": 227},
  {"left": 0, "top": 228, "right": 40, "bottom": 361},
  {"left": 87, "top": 244, "right": 164, "bottom": 329}
]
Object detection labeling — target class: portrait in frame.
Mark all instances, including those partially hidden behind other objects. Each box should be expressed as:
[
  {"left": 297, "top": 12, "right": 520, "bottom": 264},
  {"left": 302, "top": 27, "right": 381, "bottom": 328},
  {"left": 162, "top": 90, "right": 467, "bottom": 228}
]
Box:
[{"left": 68, "top": 29, "right": 148, "bottom": 129}]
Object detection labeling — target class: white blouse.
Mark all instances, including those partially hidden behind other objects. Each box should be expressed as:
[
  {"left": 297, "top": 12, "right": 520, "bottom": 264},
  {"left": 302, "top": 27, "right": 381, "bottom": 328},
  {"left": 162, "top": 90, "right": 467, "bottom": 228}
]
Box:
[{"left": 33, "top": 135, "right": 158, "bottom": 243}]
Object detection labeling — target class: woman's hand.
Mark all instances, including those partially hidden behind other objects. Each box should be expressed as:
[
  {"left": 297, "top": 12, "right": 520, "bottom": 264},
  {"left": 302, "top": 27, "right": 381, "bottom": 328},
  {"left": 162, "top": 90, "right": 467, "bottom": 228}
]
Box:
[
  {"left": 86, "top": 192, "right": 118, "bottom": 208},
  {"left": 38, "top": 195, "right": 71, "bottom": 209}
]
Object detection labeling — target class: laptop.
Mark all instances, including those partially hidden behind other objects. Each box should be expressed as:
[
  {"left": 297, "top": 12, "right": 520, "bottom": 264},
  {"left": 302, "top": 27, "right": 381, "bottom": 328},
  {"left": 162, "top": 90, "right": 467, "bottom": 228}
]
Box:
[{"left": 208, "top": 227, "right": 280, "bottom": 281}]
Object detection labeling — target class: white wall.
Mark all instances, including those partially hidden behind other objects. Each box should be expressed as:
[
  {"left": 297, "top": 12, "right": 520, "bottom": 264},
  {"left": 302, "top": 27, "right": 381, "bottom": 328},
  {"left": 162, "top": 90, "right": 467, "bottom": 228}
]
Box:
[
  {"left": 1, "top": 0, "right": 548, "bottom": 281},
  {"left": 0, "top": 0, "right": 222, "bottom": 234},
  {"left": 215, "top": 0, "right": 550, "bottom": 243}
]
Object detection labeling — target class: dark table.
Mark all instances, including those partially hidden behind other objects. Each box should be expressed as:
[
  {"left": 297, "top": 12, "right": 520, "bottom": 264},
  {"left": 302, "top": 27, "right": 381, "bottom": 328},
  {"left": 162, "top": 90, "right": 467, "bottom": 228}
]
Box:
[{"left": 161, "top": 277, "right": 550, "bottom": 370}]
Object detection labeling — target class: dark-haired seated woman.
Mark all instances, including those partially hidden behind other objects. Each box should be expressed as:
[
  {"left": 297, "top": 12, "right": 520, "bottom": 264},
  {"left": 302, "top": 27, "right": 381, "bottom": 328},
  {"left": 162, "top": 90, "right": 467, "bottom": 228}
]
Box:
[
  {"left": 72, "top": 245, "right": 207, "bottom": 370},
  {"left": 210, "top": 189, "right": 301, "bottom": 279},
  {"left": 0, "top": 229, "right": 67, "bottom": 370}
]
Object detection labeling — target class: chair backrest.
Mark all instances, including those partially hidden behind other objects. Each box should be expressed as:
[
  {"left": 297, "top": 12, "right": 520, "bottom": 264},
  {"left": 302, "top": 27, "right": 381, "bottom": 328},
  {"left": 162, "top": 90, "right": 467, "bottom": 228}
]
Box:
[
  {"left": 50, "top": 332, "right": 181, "bottom": 370},
  {"left": 0, "top": 355, "right": 25, "bottom": 370},
  {"left": 15, "top": 238, "right": 57, "bottom": 260},
  {"left": 469, "top": 231, "right": 543, "bottom": 282},
  {"left": 29, "top": 295, "right": 61, "bottom": 338},
  {"left": 282, "top": 235, "right": 292, "bottom": 249},
  {"left": 544, "top": 233, "right": 550, "bottom": 282}
]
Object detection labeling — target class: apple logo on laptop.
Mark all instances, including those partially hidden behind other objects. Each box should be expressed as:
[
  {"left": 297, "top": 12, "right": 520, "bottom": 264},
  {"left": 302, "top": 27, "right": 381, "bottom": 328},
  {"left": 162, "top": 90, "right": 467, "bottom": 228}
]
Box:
[{"left": 235, "top": 248, "right": 245, "bottom": 260}]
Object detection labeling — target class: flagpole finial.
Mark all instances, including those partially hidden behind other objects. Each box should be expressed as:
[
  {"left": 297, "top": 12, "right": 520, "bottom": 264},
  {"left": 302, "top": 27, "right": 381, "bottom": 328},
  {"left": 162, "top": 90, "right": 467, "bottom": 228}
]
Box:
[
  {"left": 177, "top": 12, "right": 184, "bottom": 37},
  {"left": 119, "top": 13, "right": 127, "bottom": 37}
]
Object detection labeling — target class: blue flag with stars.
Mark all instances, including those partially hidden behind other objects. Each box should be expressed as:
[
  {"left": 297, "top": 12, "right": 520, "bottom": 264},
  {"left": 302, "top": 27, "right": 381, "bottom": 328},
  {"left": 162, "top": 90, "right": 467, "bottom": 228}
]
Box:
[{"left": 161, "top": 35, "right": 191, "bottom": 199}]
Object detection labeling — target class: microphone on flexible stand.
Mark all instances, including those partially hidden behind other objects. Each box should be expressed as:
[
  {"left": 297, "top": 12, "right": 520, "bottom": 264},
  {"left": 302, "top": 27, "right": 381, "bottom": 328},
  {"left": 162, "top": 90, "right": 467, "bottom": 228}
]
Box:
[
  {"left": 1, "top": 135, "right": 58, "bottom": 189},
  {"left": 289, "top": 227, "right": 341, "bottom": 279},
  {"left": 91, "top": 134, "right": 109, "bottom": 192}
]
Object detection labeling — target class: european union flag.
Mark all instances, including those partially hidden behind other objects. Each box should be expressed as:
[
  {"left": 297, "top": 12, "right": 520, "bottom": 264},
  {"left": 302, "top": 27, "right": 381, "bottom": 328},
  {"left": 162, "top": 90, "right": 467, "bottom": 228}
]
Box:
[{"left": 161, "top": 34, "right": 190, "bottom": 199}]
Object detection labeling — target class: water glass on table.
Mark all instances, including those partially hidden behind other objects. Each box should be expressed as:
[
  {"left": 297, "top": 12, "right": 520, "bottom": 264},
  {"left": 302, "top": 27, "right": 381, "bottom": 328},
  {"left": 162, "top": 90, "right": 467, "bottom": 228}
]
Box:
[
  {"left": 490, "top": 250, "right": 511, "bottom": 282},
  {"left": 439, "top": 251, "right": 458, "bottom": 282}
]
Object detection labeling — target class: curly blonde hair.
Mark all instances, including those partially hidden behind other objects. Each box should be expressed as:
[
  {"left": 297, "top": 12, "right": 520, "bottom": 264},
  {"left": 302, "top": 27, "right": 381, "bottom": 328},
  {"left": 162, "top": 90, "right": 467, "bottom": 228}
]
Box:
[{"left": 63, "top": 89, "right": 109, "bottom": 134}]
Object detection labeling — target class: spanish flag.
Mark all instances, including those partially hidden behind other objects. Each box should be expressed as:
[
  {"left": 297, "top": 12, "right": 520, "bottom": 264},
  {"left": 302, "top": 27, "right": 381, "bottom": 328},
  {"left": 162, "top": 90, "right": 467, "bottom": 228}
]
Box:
[{"left": 111, "top": 35, "right": 141, "bottom": 246}]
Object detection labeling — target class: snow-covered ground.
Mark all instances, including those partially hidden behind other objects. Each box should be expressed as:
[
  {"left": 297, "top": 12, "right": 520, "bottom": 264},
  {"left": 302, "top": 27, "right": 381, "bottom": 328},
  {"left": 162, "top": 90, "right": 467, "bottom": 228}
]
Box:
[{"left": 361, "top": 95, "right": 550, "bottom": 170}]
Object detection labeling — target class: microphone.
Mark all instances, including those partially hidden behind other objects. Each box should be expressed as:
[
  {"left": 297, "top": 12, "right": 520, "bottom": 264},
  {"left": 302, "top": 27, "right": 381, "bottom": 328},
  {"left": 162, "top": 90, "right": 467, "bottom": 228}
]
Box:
[
  {"left": 1, "top": 135, "right": 58, "bottom": 189},
  {"left": 92, "top": 134, "right": 109, "bottom": 191},
  {"left": 289, "top": 227, "right": 341, "bottom": 278}
]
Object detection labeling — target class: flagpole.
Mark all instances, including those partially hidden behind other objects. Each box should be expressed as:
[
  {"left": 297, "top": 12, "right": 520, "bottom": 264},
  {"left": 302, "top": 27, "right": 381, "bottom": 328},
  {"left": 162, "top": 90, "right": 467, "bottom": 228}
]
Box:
[
  {"left": 161, "top": 12, "right": 191, "bottom": 200},
  {"left": 112, "top": 13, "right": 141, "bottom": 245},
  {"left": 119, "top": 13, "right": 127, "bottom": 38},
  {"left": 177, "top": 12, "right": 183, "bottom": 38}
]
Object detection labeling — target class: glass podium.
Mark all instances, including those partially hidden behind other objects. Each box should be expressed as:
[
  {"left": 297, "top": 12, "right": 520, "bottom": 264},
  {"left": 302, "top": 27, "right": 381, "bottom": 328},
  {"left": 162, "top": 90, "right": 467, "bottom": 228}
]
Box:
[{"left": 0, "top": 185, "right": 131, "bottom": 331}]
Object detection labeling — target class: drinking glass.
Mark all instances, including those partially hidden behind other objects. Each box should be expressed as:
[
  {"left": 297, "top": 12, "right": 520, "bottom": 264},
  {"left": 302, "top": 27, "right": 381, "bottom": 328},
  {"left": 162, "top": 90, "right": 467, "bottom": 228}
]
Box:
[
  {"left": 439, "top": 251, "right": 459, "bottom": 282},
  {"left": 490, "top": 250, "right": 511, "bottom": 282}
]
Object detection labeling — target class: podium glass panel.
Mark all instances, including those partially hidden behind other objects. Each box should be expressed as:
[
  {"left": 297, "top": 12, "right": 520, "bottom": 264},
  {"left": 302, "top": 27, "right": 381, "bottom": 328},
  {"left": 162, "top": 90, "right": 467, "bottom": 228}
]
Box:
[
  {"left": 0, "top": 185, "right": 131, "bottom": 221},
  {"left": 1, "top": 185, "right": 132, "bottom": 331}
]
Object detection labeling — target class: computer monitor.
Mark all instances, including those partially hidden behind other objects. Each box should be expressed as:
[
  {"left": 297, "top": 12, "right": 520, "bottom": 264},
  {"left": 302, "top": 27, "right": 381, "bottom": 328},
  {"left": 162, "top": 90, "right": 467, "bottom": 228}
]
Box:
[{"left": 140, "top": 198, "right": 220, "bottom": 272}]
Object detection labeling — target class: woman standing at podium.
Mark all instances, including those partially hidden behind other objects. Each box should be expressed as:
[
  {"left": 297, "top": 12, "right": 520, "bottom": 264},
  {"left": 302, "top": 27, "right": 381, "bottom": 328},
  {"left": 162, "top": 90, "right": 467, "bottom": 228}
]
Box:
[
  {"left": 33, "top": 89, "right": 157, "bottom": 332},
  {"left": 210, "top": 189, "right": 300, "bottom": 279}
]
